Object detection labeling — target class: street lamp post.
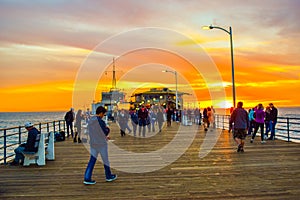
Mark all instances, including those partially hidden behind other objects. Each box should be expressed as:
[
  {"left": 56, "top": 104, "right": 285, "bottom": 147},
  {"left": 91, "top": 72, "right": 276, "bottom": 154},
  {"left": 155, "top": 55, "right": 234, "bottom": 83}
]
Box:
[
  {"left": 202, "top": 25, "right": 236, "bottom": 108},
  {"left": 162, "top": 69, "right": 178, "bottom": 110}
]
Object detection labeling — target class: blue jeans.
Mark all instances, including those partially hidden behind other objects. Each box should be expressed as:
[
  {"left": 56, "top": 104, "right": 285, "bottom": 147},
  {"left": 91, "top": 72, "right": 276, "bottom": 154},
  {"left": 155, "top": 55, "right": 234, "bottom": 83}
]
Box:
[
  {"left": 269, "top": 121, "right": 277, "bottom": 139},
  {"left": 265, "top": 121, "right": 271, "bottom": 137},
  {"left": 14, "top": 146, "right": 25, "bottom": 163},
  {"left": 248, "top": 120, "right": 255, "bottom": 135},
  {"left": 84, "top": 146, "right": 112, "bottom": 181}
]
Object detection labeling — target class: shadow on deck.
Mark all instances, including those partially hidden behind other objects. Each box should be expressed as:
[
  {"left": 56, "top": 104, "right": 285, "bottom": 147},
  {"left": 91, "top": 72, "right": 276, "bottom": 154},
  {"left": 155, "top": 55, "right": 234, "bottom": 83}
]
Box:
[{"left": 0, "top": 123, "right": 299, "bottom": 200}]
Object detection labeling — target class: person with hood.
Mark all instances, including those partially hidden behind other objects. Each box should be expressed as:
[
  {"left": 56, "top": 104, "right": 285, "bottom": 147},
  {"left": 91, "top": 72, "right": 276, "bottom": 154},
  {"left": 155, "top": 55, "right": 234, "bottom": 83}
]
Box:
[{"left": 83, "top": 106, "right": 117, "bottom": 185}]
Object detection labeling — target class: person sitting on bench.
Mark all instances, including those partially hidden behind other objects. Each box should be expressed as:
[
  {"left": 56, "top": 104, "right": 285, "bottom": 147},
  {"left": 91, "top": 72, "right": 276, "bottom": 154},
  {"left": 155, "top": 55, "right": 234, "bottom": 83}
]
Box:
[{"left": 10, "top": 122, "right": 41, "bottom": 166}]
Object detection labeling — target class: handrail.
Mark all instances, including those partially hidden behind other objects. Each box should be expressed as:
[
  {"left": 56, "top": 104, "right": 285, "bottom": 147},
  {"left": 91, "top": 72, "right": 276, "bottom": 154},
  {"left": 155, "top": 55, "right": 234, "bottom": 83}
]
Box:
[
  {"left": 214, "top": 114, "right": 300, "bottom": 142},
  {"left": 0, "top": 120, "right": 65, "bottom": 165},
  {"left": 1, "top": 115, "right": 299, "bottom": 164}
]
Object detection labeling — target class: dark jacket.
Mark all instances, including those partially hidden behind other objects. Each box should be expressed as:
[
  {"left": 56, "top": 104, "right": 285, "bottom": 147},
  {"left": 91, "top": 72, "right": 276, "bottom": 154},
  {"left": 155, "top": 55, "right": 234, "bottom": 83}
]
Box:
[
  {"left": 269, "top": 107, "right": 278, "bottom": 122},
  {"left": 265, "top": 111, "right": 271, "bottom": 122},
  {"left": 138, "top": 107, "right": 149, "bottom": 126},
  {"left": 87, "top": 116, "right": 110, "bottom": 148},
  {"left": 230, "top": 107, "right": 249, "bottom": 129},
  {"left": 64, "top": 111, "right": 74, "bottom": 123},
  {"left": 130, "top": 110, "right": 139, "bottom": 125},
  {"left": 25, "top": 127, "right": 41, "bottom": 152}
]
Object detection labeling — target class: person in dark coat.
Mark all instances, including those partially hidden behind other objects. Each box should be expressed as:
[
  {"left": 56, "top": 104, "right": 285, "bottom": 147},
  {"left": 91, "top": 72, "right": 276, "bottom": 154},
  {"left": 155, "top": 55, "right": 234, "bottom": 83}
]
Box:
[
  {"left": 64, "top": 108, "right": 74, "bottom": 138},
  {"left": 166, "top": 106, "right": 173, "bottom": 127},
  {"left": 268, "top": 103, "right": 278, "bottom": 140},
  {"left": 138, "top": 104, "right": 148, "bottom": 137},
  {"left": 10, "top": 122, "right": 41, "bottom": 165}
]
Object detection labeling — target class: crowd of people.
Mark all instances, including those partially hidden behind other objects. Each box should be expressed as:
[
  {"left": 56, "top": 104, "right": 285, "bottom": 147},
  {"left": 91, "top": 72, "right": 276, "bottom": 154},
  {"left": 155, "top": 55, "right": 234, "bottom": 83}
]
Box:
[
  {"left": 8, "top": 102, "right": 278, "bottom": 184},
  {"left": 229, "top": 102, "right": 278, "bottom": 152}
]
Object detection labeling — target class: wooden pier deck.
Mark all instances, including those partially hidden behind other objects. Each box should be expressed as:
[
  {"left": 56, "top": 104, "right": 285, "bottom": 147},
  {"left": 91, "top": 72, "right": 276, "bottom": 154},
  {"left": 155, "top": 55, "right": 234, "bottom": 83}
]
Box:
[{"left": 0, "top": 123, "right": 299, "bottom": 200}]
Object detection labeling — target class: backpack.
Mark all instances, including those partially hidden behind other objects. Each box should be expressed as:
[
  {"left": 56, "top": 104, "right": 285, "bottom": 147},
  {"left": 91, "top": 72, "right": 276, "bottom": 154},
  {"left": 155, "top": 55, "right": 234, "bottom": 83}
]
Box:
[{"left": 55, "top": 131, "right": 65, "bottom": 142}]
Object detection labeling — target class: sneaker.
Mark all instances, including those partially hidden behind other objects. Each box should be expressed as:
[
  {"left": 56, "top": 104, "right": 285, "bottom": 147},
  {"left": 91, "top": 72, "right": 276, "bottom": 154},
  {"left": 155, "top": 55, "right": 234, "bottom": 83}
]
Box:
[
  {"left": 250, "top": 139, "right": 254, "bottom": 143},
  {"left": 264, "top": 135, "right": 268, "bottom": 140},
  {"left": 261, "top": 140, "right": 266, "bottom": 144},
  {"left": 106, "top": 174, "right": 117, "bottom": 182},
  {"left": 83, "top": 180, "right": 96, "bottom": 185}
]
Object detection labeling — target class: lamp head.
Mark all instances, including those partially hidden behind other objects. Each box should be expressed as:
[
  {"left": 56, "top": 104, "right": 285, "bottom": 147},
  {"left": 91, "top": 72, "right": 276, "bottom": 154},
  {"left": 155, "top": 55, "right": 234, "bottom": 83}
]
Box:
[{"left": 202, "top": 25, "right": 214, "bottom": 30}]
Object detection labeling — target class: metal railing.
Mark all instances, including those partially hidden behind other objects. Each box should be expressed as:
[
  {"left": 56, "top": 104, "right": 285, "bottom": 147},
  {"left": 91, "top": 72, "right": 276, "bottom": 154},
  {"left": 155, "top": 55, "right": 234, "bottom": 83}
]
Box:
[
  {"left": 214, "top": 115, "right": 300, "bottom": 142},
  {"left": 0, "top": 120, "right": 65, "bottom": 165}
]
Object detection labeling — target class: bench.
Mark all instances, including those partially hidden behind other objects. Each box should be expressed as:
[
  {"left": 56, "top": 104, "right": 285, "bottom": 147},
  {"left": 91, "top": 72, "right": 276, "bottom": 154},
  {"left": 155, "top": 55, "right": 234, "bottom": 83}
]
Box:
[{"left": 22, "top": 132, "right": 55, "bottom": 166}]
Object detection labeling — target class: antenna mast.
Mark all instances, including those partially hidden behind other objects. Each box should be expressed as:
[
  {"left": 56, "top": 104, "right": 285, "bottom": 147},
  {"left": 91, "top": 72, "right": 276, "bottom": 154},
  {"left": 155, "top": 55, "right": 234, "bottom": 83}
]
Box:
[{"left": 111, "top": 57, "right": 117, "bottom": 91}]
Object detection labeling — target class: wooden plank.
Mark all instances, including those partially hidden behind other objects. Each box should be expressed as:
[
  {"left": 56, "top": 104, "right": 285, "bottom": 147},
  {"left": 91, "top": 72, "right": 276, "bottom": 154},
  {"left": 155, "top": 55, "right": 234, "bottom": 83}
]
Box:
[{"left": 0, "top": 122, "right": 299, "bottom": 199}]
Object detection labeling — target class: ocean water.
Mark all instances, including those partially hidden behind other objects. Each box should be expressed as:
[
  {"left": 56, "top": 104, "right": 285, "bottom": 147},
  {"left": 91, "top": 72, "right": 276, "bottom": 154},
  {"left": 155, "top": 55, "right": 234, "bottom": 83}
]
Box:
[
  {"left": 0, "top": 112, "right": 65, "bottom": 129},
  {"left": 0, "top": 107, "right": 299, "bottom": 130},
  {"left": 277, "top": 107, "right": 300, "bottom": 118}
]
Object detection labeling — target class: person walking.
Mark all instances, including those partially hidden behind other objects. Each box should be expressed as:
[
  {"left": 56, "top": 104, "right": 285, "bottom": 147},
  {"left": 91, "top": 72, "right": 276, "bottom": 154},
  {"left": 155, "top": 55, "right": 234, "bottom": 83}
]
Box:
[
  {"left": 74, "top": 109, "right": 84, "bottom": 143},
  {"left": 138, "top": 104, "right": 148, "bottom": 137},
  {"left": 194, "top": 108, "right": 201, "bottom": 125},
  {"left": 251, "top": 104, "right": 266, "bottom": 144},
  {"left": 10, "top": 122, "right": 41, "bottom": 165},
  {"left": 83, "top": 106, "right": 117, "bottom": 185},
  {"left": 203, "top": 108, "right": 208, "bottom": 131},
  {"left": 117, "top": 109, "right": 127, "bottom": 137},
  {"left": 229, "top": 102, "right": 249, "bottom": 152},
  {"left": 166, "top": 105, "right": 173, "bottom": 127},
  {"left": 207, "top": 107, "right": 215, "bottom": 128},
  {"left": 129, "top": 109, "right": 139, "bottom": 136},
  {"left": 268, "top": 103, "right": 278, "bottom": 140},
  {"left": 124, "top": 110, "right": 132, "bottom": 134},
  {"left": 156, "top": 107, "right": 165, "bottom": 132},
  {"left": 85, "top": 108, "right": 91, "bottom": 124},
  {"left": 228, "top": 107, "right": 235, "bottom": 133},
  {"left": 247, "top": 108, "right": 255, "bottom": 135},
  {"left": 64, "top": 108, "right": 75, "bottom": 138},
  {"left": 150, "top": 109, "right": 157, "bottom": 132}
]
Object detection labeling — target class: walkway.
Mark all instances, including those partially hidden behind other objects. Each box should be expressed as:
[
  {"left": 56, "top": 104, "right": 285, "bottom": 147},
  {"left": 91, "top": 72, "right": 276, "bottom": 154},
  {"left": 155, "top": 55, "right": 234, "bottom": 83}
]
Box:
[{"left": 0, "top": 123, "right": 299, "bottom": 199}]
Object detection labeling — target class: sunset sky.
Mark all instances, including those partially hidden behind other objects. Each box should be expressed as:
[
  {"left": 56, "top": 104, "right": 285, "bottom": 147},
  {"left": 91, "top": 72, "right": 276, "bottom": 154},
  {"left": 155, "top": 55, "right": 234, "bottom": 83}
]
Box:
[{"left": 0, "top": 0, "right": 299, "bottom": 112}]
